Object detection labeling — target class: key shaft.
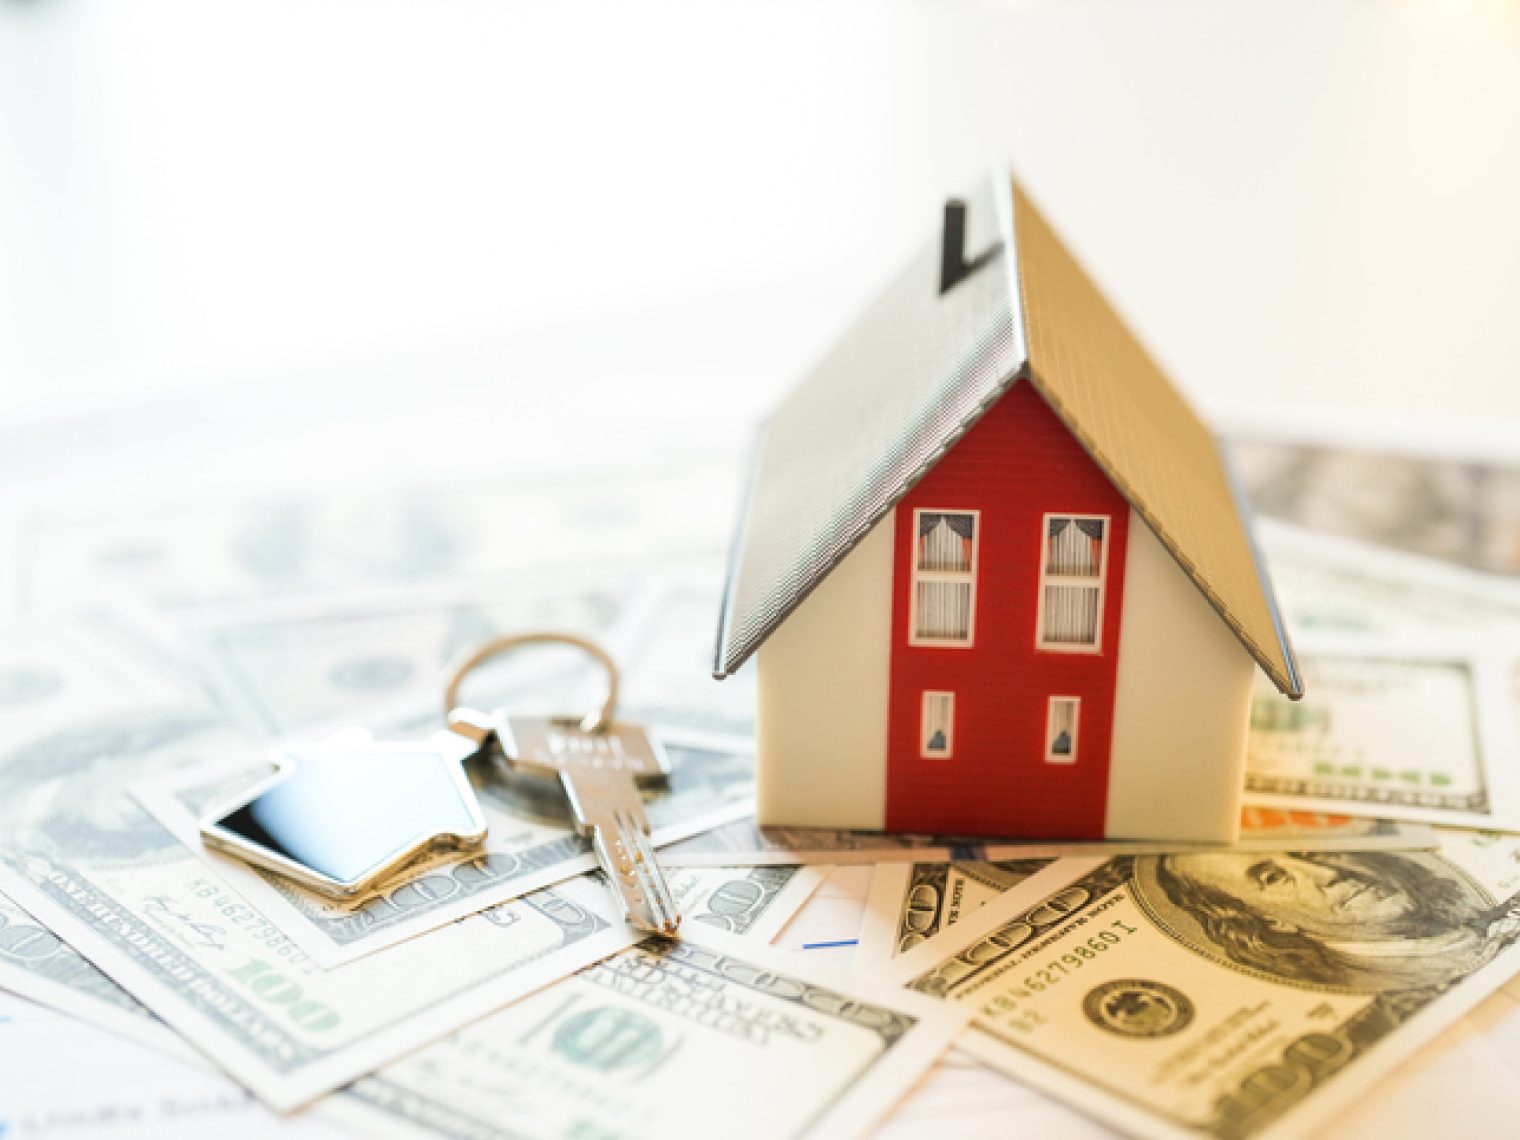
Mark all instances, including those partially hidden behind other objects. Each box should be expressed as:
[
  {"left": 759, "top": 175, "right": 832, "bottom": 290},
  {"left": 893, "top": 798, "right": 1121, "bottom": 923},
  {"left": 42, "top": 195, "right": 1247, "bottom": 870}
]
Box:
[
  {"left": 559, "top": 766, "right": 680, "bottom": 934},
  {"left": 496, "top": 716, "right": 681, "bottom": 935}
]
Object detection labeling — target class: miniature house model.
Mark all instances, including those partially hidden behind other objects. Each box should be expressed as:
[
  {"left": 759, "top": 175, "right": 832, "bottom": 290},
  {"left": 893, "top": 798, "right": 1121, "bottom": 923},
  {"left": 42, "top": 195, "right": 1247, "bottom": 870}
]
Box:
[{"left": 713, "top": 173, "right": 1302, "bottom": 843}]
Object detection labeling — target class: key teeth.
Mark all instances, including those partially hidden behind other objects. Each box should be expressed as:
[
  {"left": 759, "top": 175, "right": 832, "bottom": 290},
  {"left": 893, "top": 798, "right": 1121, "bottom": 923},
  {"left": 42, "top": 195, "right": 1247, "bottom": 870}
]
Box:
[{"left": 610, "top": 807, "right": 681, "bottom": 937}]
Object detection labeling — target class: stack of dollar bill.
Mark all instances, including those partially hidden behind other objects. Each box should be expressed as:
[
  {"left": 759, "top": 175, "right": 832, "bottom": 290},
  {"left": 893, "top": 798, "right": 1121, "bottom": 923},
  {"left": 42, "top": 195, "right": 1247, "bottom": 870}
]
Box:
[{"left": 4, "top": 440, "right": 1520, "bottom": 1139}]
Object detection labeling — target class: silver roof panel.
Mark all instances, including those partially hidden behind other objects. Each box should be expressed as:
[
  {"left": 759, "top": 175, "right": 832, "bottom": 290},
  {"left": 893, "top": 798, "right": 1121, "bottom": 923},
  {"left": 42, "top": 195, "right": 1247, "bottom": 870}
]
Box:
[{"left": 713, "top": 176, "right": 1024, "bottom": 678}]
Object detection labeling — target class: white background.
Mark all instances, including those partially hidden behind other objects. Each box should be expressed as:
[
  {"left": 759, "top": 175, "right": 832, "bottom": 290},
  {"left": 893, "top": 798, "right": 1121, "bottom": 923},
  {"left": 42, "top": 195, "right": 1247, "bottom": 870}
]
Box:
[{"left": 3, "top": 0, "right": 1518, "bottom": 503}]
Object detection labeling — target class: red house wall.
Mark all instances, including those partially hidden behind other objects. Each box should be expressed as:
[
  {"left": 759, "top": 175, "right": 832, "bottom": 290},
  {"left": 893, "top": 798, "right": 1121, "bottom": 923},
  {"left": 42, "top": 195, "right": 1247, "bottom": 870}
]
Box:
[{"left": 884, "top": 381, "right": 1130, "bottom": 838}]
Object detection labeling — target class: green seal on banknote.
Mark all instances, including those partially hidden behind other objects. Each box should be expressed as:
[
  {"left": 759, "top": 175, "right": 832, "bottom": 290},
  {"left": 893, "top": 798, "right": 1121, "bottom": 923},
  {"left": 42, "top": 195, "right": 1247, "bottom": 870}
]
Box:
[
  {"left": 552, "top": 1007, "right": 666, "bottom": 1071},
  {"left": 1082, "top": 978, "right": 1194, "bottom": 1038},
  {"left": 0, "top": 666, "right": 62, "bottom": 707}
]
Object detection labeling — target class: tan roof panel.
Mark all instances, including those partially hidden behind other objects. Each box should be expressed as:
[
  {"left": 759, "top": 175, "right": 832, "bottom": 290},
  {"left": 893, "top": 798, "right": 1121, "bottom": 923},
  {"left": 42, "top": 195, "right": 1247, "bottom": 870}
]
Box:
[{"left": 1012, "top": 179, "right": 1301, "bottom": 696}]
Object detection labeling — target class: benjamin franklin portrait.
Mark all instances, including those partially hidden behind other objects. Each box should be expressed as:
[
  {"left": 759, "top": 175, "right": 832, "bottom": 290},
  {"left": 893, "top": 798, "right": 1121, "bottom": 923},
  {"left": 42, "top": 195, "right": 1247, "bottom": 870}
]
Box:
[{"left": 1131, "top": 851, "right": 1517, "bottom": 994}]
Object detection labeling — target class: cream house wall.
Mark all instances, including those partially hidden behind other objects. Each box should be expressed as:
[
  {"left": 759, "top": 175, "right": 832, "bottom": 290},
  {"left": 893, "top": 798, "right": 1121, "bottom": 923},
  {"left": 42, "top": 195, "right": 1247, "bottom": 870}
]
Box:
[
  {"left": 755, "top": 515, "right": 895, "bottom": 829},
  {"left": 1105, "top": 510, "right": 1256, "bottom": 841}
]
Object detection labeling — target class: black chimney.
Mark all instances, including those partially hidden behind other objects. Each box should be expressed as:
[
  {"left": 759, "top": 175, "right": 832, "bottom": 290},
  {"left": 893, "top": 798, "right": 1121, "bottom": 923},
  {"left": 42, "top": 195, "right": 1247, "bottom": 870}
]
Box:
[{"left": 939, "top": 199, "right": 969, "bottom": 295}]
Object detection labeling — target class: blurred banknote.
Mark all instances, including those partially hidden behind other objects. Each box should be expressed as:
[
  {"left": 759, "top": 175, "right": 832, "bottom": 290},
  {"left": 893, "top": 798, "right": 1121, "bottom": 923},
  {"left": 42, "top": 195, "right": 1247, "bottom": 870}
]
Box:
[
  {"left": 1, "top": 464, "right": 736, "bottom": 619},
  {"left": 661, "top": 812, "right": 1434, "bottom": 868},
  {"left": 885, "top": 830, "right": 1520, "bottom": 1139},
  {"left": 182, "top": 577, "right": 639, "bottom": 737},
  {"left": 182, "top": 571, "right": 754, "bottom": 742},
  {"left": 1260, "top": 519, "right": 1520, "bottom": 640},
  {"left": 1233, "top": 436, "right": 1520, "bottom": 575},
  {"left": 134, "top": 727, "right": 755, "bottom": 967}
]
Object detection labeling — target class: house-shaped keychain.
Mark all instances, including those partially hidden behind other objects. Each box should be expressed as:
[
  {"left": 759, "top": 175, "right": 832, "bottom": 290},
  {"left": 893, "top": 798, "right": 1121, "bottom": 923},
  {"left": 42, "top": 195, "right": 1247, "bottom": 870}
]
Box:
[{"left": 713, "top": 172, "right": 1303, "bottom": 843}]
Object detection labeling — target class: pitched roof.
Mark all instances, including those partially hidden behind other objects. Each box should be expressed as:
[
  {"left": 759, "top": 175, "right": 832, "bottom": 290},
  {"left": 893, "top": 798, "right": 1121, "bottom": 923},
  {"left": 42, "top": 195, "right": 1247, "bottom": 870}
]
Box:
[{"left": 714, "top": 173, "right": 1301, "bottom": 698}]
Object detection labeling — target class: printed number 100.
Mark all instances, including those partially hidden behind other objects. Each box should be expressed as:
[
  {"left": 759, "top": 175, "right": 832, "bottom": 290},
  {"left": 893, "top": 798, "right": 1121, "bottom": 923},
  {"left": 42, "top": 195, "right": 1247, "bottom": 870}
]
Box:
[{"left": 227, "top": 959, "right": 341, "bottom": 1032}]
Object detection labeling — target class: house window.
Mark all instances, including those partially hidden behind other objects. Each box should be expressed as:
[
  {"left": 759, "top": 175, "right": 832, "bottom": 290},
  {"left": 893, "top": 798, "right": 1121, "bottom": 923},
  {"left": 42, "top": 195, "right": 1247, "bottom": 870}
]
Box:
[
  {"left": 921, "top": 691, "right": 955, "bottom": 758},
  {"left": 910, "top": 510, "right": 979, "bottom": 646},
  {"left": 1045, "top": 697, "right": 1079, "bottom": 764},
  {"left": 1036, "top": 514, "right": 1109, "bottom": 651}
]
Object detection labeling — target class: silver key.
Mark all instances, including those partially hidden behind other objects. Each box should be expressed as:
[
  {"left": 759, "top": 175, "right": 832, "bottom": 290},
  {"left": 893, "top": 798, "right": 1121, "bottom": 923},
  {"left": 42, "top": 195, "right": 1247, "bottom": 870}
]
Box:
[
  {"left": 440, "top": 631, "right": 682, "bottom": 935},
  {"left": 496, "top": 716, "right": 680, "bottom": 935}
]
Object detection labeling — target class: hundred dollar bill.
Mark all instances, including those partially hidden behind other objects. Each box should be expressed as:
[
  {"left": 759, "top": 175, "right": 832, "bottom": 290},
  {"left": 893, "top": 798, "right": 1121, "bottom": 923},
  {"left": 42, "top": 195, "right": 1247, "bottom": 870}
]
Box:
[
  {"left": 0, "top": 864, "right": 820, "bottom": 1066},
  {"left": 856, "top": 859, "right": 1061, "bottom": 964},
  {"left": 133, "top": 727, "right": 755, "bottom": 967},
  {"left": 0, "top": 631, "right": 638, "bottom": 1110},
  {"left": 885, "top": 831, "right": 1520, "bottom": 1139},
  {"left": 324, "top": 916, "right": 972, "bottom": 1140},
  {"left": 1246, "top": 637, "right": 1520, "bottom": 829},
  {"left": 661, "top": 812, "right": 1435, "bottom": 868}
]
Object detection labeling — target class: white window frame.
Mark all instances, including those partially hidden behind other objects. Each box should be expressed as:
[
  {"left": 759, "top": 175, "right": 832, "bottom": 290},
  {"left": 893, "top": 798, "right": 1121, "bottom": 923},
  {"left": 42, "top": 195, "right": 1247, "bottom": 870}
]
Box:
[
  {"left": 1034, "top": 512, "right": 1111, "bottom": 654},
  {"left": 908, "top": 508, "right": 980, "bottom": 648},
  {"left": 920, "top": 691, "right": 955, "bottom": 759},
  {"left": 1045, "top": 696, "right": 1080, "bottom": 764}
]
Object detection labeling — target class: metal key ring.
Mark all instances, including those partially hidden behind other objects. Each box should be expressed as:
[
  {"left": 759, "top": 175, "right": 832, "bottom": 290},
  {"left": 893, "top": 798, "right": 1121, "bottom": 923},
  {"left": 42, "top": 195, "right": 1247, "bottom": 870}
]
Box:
[{"left": 441, "top": 631, "right": 620, "bottom": 736}]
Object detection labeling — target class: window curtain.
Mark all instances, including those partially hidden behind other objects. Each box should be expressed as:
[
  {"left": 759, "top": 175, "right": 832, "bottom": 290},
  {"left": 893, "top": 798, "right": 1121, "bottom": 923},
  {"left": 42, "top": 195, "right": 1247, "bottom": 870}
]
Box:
[
  {"left": 1045, "top": 517, "right": 1104, "bottom": 577},
  {"left": 918, "top": 513, "right": 974, "bottom": 573}
]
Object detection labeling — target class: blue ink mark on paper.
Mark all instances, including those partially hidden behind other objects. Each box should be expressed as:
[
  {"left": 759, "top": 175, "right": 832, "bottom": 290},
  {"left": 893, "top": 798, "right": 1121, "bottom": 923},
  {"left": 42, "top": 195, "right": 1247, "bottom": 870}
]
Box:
[{"left": 801, "top": 939, "right": 858, "bottom": 950}]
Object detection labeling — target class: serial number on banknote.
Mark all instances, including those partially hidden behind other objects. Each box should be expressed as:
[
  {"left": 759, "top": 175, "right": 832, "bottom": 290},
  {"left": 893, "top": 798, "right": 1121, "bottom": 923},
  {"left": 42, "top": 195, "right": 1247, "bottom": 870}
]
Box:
[{"left": 982, "top": 916, "right": 1141, "bottom": 1036}]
